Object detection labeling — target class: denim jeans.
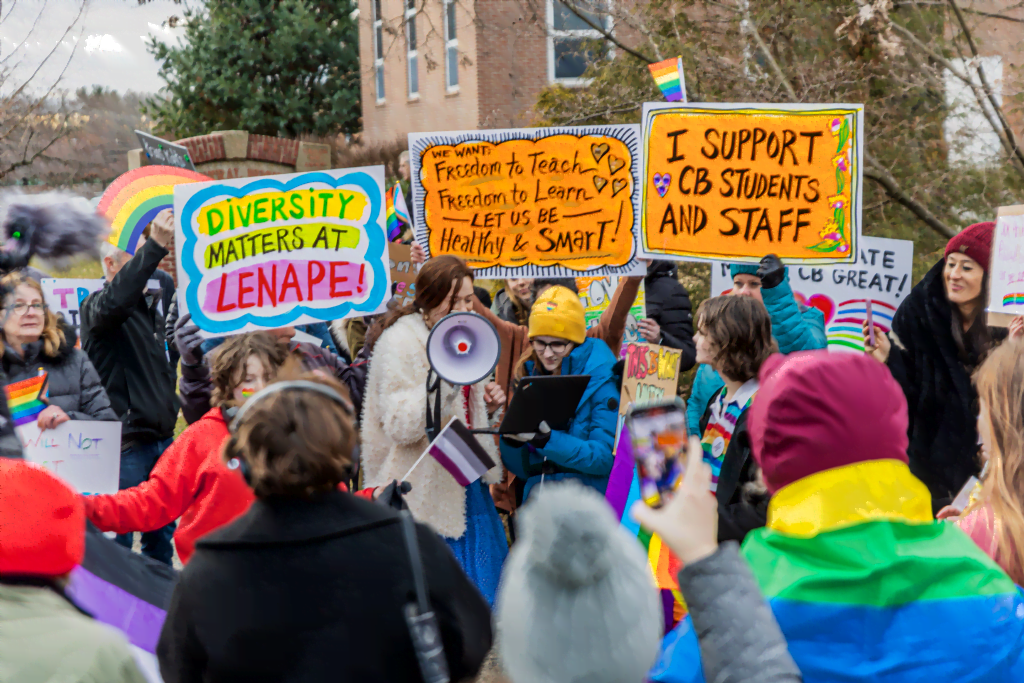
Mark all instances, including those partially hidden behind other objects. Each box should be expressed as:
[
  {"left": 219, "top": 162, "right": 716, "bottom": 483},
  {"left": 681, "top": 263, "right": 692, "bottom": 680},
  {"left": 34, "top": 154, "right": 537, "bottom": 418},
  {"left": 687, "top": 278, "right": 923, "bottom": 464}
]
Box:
[{"left": 116, "top": 437, "right": 176, "bottom": 565}]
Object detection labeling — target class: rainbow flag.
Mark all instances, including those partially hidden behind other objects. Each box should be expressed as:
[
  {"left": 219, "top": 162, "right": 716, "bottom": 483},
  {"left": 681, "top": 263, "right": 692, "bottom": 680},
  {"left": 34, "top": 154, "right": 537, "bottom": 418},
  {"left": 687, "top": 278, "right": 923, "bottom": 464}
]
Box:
[
  {"left": 648, "top": 57, "right": 686, "bottom": 103},
  {"left": 386, "top": 184, "right": 411, "bottom": 242},
  {"left": 5, "top": 372, "right": 48, "bottom": 427},
  {"left": 1003, "top": 292, "right": 1024, "bottom": 306},
  {"left": 606, "top": 422, "right": 687, "bottom": 629},
  {"left": 743, "top": 459, "right": 1024, "bottom": 681}
]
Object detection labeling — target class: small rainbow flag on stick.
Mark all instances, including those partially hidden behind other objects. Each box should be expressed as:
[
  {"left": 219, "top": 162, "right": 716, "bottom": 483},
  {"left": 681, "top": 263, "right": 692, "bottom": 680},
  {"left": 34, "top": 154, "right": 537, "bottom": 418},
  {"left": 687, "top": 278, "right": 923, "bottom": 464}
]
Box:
[
  {"left": 5, "top": 372, "right": 49, "bottom": 427},
  {"left": 386, "top": 184, "right": 411, "bottom": 242},
  {"left": 648, "top": 56, "right": 686, "bottom": 103}
]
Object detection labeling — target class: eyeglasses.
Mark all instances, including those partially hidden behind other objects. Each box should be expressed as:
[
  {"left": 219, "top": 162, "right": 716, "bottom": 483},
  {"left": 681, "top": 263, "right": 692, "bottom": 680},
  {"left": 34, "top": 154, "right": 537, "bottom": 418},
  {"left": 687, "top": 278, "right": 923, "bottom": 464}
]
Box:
[
  {"left": 10, "top": 303, "right": 45, "bottom": 315},
  {"left": 531, "top": 339, "right": 571, "bottom": 354}
]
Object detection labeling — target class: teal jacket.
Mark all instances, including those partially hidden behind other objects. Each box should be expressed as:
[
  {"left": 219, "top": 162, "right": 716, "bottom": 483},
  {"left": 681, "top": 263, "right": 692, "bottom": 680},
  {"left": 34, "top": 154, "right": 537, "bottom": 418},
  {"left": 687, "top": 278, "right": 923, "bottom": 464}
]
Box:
[
  {"left": 500, "top": 337, "right": 619, "bottom": 501},
  {"left": 686, "top": 270, "right": 826, "bottom": 435}
]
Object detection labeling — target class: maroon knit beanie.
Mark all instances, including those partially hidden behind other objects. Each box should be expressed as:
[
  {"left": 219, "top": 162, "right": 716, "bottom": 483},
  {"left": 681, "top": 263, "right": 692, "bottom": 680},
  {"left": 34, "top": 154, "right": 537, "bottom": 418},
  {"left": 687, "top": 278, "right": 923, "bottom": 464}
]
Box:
[
  {"left": 748, "top": 351, "right": 909, "bottom": 493},
  {"left": 944, "top": 221, "right": 995, "bottom": 271}
]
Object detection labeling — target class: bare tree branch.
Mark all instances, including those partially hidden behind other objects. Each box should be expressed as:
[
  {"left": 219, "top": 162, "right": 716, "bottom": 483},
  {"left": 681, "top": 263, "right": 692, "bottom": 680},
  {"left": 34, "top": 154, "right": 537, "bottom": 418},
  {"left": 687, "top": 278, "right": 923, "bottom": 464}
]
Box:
[{"left": 864, "top": 155, "right": 957, "bottom": 238}]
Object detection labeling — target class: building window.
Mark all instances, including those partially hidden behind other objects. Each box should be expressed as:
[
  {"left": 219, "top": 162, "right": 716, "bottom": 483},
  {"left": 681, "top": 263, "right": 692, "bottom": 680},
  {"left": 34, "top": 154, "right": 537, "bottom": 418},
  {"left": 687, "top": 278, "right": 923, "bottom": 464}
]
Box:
[
  {"left": 443, "top": 0, "right": 458, "bottom": 90},
  {"left": 943, "top": 56, "right": 1003, "bottom": 167},
  {"left": 406, "top": 0, "right": 419, "bottom": 97},
  {"left": 373, "top": 0, "right": 385, "bottom": 101},
  {"left": 547, "top": 0, "right": 609, "bottom": 85}
]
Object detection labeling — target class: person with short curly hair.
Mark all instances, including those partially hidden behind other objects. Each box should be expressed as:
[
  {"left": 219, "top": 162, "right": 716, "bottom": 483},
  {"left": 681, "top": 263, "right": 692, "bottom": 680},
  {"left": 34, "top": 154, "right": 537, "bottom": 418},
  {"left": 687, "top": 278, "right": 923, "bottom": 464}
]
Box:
[
  {"left": 693, "top": 294, "right": 775, "bottom": 542},
  {"left": 84, "top": 332, "right": 292, "bottom": 565},
  {"left": 158, "top": 373, "right": 493, "bottom": 683}
]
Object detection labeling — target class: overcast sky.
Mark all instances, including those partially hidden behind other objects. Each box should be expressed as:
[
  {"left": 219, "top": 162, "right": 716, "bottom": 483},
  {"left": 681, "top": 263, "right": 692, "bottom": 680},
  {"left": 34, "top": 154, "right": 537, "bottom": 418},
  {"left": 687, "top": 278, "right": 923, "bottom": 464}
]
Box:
[{"left": 0, "top": 0, "right": 191, "bottom": 96}]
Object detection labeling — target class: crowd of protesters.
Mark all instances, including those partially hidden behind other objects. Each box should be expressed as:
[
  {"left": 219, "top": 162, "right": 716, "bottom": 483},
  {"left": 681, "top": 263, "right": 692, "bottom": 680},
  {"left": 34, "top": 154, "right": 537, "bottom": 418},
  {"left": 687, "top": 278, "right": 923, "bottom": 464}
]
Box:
[{"left": 2, "top": 202, "right": 1024, "bottom": 683}]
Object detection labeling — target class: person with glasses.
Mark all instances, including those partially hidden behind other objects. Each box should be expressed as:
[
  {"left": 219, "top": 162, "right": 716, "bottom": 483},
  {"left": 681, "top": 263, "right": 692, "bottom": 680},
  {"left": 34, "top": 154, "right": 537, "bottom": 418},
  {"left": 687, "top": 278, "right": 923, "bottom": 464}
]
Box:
[
  {"left": 500, "top": 286, "right": 620, "bottom": 502},
  {"left": 1, "top": 272, "right": 117, "bottom": 429}
]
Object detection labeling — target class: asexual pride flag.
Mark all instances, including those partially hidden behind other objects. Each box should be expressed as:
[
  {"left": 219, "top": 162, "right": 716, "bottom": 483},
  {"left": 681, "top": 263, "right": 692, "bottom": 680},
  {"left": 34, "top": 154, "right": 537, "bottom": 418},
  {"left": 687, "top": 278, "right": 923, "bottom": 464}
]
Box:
[{"left": 425, "top": 417, "right": 495, "bottom": 486}]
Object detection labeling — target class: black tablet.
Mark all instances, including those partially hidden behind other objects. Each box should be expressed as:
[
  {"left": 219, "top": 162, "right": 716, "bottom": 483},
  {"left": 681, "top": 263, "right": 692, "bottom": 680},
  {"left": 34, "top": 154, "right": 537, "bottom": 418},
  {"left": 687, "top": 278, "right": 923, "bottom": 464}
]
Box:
[{"left": 498, "top": 375, "right": 591, "bottom": 434}]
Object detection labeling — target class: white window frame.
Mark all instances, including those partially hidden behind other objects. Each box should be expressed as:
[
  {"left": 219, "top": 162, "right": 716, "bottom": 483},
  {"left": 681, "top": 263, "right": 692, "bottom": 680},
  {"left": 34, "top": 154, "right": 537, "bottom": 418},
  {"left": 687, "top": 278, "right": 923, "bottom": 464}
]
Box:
[
  {"left": 546, "top": 0, "right": 611, "bottom": 86},
  {"left": 406, "top": 0, "right": 419, "bottom": 99},
  {"left": 443, "top": 0, "right": 459, "bottom": 92},
  {"left": 372, "top": 0, "right": 385, "bottom": 102},
  {"left": 943, "top": 56, "right": 1003, "bottom": 167}
]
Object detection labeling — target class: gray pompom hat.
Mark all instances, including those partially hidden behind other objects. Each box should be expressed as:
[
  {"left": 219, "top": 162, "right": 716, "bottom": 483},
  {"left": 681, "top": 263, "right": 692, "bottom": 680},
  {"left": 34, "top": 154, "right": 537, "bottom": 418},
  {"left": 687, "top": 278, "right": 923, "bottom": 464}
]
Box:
[{"left": 496, "top": 482, "right": 663, "bottom": 683}]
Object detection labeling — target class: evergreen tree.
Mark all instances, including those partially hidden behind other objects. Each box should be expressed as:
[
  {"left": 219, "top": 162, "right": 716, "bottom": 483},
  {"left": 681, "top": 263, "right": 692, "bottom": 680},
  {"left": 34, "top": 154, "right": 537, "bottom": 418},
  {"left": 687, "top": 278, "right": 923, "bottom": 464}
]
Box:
[{"left": 145, "top": 0, "right": 360, "bottom": 138}]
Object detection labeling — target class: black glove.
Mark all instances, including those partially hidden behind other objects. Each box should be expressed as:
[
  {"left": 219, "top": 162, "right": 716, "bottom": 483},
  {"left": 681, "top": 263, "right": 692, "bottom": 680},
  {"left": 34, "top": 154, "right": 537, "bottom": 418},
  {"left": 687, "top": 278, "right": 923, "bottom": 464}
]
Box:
[
  {"left": 378, "top": 479, "right": 413, "bottom": 511},
  {"left": 756, "top": 254, "right": 785, "bottom": 289},
  {"left": 501, "top": 420, "right": 552, "bottom": 449},
  {"left": 174, "top": 312, "right": 205, "bottom": 367}
]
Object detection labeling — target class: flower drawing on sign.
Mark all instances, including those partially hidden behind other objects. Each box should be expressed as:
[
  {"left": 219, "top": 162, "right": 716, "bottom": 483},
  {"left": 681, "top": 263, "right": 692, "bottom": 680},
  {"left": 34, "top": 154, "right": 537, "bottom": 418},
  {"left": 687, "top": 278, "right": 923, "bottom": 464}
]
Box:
[{"left": 809, "top": 116, "right": 852, "bottom": 255}]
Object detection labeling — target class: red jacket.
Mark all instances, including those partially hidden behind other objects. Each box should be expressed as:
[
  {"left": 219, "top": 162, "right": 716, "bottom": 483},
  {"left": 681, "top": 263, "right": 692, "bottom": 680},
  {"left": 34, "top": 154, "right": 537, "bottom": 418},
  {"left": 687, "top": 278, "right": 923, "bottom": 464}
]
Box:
[{"left": 84, "top": 408, "right": 252, "bottom": 565}]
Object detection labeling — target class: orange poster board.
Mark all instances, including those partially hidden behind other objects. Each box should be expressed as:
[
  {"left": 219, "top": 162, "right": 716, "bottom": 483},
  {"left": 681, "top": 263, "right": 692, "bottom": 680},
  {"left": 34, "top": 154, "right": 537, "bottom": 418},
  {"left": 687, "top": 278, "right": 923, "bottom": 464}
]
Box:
[
  {"left": 409, "top": 126, "right": 644, "bottom": 278},
  {"left": 640, "top": 103, "right": 863, "bottom": 264}
]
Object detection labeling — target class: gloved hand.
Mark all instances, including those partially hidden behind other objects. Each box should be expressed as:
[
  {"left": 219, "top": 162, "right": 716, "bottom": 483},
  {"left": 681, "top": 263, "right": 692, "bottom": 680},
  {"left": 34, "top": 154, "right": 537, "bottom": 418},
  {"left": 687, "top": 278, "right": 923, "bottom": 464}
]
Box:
[
  {"left": 501, "top": 421, "right": 551, "bottom": 449},
  {"left": 378, "top": 479, "right": 413, "bottom": 511},
  {"left": 756, "top": 254, "right": 785, "bottom": 289},
  {"left": 174, "top": 312, "right": 205, "bottom": 367}
]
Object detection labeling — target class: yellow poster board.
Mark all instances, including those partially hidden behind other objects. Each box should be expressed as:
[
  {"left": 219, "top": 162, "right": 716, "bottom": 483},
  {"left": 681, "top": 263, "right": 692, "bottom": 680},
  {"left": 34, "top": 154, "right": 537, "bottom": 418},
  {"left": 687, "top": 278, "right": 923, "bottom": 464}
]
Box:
[
  {"left": 640, "top": 103, "right": 863, "bottom": 264},
  {"left": 409, "top": 126, "right": 645, "bottom": 278}
]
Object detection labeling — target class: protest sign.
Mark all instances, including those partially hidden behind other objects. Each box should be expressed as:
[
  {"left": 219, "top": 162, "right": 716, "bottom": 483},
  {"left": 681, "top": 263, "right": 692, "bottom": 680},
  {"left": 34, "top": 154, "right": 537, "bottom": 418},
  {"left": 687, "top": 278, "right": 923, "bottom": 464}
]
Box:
[
  {"left": 40, "top": 278, "right": 104, "bottom": 340},
  {"left": 576, "top": 275, "right": 646, "bottom": 349},
  {"left": 641, "top": 102, "right": 864, "bottom": 264},
  {"left": 986, "top": 204, "right": 1024, "bottom": 326},
  {"left": 618, "top": 341, "right": 682, "bottom": 415},
  {"left": 19, "top": 420, "right": 122, "bottom": 495},
  {"left": 174, "top": 166, "right": 392, "bottom": 336},
  {"left": 409, "top": 126, "right": 644, "bottom": 278},
  {"left": 389, "top": 242, "right": 418, "bottom": 308},
  {"left": 710, "top": 235, "right": 913, "bottom": 352},
  {"left": 135, "top": 130, "right": 197, "bottom": 172}
]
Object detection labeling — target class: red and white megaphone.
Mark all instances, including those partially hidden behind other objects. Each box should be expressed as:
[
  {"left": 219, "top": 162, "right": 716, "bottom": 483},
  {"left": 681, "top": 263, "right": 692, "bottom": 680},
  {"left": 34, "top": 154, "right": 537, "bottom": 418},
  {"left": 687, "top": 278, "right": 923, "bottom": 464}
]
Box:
[{"left": 425, "top": 312, "right": 501, "bottom": 387}]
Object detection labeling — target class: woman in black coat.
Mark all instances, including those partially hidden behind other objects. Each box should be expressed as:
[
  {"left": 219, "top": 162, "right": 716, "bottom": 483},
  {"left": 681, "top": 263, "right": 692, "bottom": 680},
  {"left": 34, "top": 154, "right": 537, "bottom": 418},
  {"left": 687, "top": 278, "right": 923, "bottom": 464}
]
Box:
[
  {"left": 642, "top": 260, "right": 696, "bottom": 372},
  {"left": 156, "top": 374, "right": 493, "bottom": 683},
  {"left": 865, "top": 222, "right": 1021, "bottom": 511}
]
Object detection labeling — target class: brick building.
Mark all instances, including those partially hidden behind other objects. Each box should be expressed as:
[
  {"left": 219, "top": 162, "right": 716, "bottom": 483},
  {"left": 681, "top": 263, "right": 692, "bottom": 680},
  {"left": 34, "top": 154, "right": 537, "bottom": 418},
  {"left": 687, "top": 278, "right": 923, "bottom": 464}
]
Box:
[
  {"left": 357, "top": 0, "right": 613, "bottom": 143},
  {"left": 126, "top": 130, "right": 331, "bottom": 281}
]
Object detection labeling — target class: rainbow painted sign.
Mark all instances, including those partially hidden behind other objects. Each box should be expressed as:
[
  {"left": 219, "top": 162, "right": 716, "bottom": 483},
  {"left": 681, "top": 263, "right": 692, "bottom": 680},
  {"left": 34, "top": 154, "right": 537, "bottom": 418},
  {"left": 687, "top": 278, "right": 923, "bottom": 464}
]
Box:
[
  {"left": 174, "top": 167, "right": 392, "bottom": 336},
  {"left": 987, "top": 206, "right": 1024, "bottom": 321},
  {"left": 98, "top": 166, "right": 210, "bottom": 255}
]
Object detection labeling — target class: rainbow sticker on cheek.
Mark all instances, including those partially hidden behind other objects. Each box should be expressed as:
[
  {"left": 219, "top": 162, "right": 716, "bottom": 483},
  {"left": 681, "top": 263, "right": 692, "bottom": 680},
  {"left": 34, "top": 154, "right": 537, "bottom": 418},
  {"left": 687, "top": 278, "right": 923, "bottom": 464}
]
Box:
[{"left": 241, "top": 388, "right": 255, "bottom": 399}]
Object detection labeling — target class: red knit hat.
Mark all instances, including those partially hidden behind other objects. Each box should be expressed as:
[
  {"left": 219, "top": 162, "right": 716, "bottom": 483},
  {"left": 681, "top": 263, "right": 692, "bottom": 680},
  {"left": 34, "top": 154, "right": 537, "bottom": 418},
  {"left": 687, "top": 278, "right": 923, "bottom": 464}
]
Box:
[
  {"left": 0, "top": 460, "right": 85, "bottom": 577},
  {"left": 748, "top": 351, "right": 909, "bottom": 493},
  {"left": 944, "top": 221, "right": 995, "bottom": 271}
]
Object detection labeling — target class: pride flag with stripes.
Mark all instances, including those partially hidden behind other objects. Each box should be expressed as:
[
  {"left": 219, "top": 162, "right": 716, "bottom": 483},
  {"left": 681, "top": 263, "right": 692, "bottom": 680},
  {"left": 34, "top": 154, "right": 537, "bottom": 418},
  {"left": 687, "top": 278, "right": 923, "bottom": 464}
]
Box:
[
  {"left": 386, "top": 184, "right": 411, "bottom": 242},
  {"left": 648, "top": 57, "right": 686, "bottom": 103},
  {"left": 742, "top": 459, "right": 1024, "bottom": 682},
  {"left": 1003, "top": 292, "right": 1024, "bottom": 306},
  {"left": 5, "top": 372, "right": 48, "bottom": 427}
]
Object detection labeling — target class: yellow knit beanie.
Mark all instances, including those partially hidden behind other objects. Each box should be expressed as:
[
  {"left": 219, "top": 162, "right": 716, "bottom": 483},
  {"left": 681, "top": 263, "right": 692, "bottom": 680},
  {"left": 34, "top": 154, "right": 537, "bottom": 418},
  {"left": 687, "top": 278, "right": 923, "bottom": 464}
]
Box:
[{"left": 529, "top": 286, "right": 586, "bottom": 345}]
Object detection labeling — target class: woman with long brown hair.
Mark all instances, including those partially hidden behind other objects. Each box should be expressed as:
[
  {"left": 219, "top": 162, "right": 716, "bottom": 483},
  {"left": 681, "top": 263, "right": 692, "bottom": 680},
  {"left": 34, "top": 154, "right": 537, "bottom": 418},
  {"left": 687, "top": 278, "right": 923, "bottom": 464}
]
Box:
[
  {"left": 951, "top": 340, "right": 1024, "bottom": 583},
  {"left": 361, "top": 255, "right": 508, "bottom": 603}
]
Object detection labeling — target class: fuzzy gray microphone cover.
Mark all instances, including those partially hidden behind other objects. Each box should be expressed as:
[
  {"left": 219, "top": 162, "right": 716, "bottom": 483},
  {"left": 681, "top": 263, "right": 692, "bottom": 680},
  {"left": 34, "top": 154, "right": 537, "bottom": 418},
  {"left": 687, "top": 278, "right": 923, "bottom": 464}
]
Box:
[{"left": 0, "top": 191, "right": 109, "bottom": 263}]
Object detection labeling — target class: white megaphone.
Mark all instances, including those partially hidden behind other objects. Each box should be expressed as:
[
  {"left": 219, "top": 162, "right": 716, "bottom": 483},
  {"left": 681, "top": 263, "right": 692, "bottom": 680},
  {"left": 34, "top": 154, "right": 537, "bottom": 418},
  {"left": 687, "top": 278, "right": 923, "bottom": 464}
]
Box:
[{"left": 423, "top": 312, "right": 501, "bottom": 440}]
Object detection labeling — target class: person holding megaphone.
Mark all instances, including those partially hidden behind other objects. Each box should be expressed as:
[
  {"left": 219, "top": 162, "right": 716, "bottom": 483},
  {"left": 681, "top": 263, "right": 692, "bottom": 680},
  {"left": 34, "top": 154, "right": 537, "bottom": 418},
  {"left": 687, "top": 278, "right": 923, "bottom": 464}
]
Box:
[
  {"left": 500, "top": 286, "right": 620, "bottom": 503},
  {"left": 361, "top": 255, "right": 508, "bottom": 604}
]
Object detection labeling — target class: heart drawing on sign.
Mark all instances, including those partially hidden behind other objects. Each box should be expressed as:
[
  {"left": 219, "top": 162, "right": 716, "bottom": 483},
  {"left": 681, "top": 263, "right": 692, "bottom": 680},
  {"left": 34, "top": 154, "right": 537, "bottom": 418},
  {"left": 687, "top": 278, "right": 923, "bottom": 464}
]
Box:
[
  {"left": 607, "top": 155, "right": 625, "bottom": 175},
  {"left": 592, "top": 143, "right": 610, "bottom": 164},
  {"left": 593, "top": 176, "right": 608, "bottom": 193},
  {"left": 793, "top": 292, "right": 835, "bottom": 325},
  {"left": 653, "top": 173, "right": 671, "bottom": 197},
  {"left": 611, "top": 178, "right": 628, "bottom": 197}
]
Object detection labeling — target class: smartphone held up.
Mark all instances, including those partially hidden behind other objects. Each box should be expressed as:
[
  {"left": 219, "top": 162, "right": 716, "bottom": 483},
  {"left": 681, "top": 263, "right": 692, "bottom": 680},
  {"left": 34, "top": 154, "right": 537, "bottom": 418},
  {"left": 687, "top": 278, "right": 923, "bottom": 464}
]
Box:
[{"left": 625, "top": 399, "right": 688, "bottom": 508}]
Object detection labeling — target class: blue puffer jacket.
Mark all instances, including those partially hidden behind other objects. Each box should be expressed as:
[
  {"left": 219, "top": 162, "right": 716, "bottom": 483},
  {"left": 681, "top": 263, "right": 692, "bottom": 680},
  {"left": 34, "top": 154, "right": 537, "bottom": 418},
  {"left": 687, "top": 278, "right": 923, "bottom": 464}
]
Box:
[
  {"left": 686, "top": 269, "right": 827, "bottom": 435},
  {"left": 500, "top": 337, "right": 619, "bottom": 501}
]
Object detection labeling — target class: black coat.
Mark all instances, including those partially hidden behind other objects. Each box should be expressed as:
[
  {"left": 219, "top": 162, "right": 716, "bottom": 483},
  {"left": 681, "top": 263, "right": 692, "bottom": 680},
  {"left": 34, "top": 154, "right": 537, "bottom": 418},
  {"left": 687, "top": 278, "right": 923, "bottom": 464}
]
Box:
[
  {"left": 157, "top": 490, "right": 493, "bottom": 683},
  {"left": 644, "top": 261, "right": 696, "bottom": 372},
  {"left": 80, "top": 239, "right": 179, "bottom": 443},
  {"left": 700, "top": 391, "right": 768, "bottom": 543},
  {"left": 886, "top": 259, "right": 1007, "bottom": 510}
]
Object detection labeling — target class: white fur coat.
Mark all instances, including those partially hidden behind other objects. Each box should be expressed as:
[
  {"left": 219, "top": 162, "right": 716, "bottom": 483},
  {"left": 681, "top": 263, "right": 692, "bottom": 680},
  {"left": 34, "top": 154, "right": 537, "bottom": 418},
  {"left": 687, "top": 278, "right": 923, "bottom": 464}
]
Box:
[{"left": 360, "top": 313, "right": 501, "bottom": 538}]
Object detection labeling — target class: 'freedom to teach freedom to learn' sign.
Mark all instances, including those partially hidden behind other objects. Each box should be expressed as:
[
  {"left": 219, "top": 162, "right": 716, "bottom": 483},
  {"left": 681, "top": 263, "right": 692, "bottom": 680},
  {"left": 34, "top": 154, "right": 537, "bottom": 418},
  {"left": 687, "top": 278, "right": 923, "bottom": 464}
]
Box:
[
  {"left": 175, "top": 167, "right": 392, "bottom": 336},
  {"left": 410, "top": 126, "right": 644, "bottom": 278},
  {"left": 641, "top": 102, "right": 864, "bottom": 264}
]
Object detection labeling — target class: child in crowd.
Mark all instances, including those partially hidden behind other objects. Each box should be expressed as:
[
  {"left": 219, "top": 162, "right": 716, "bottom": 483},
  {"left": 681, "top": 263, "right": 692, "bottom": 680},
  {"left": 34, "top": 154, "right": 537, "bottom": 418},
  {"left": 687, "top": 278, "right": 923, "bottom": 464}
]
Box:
[
  {"left": 693, "top": 295, "right": 775, "bottom": 542},
  {"left": 84, "top": 332, "right": 293, "bottom": 565}
]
